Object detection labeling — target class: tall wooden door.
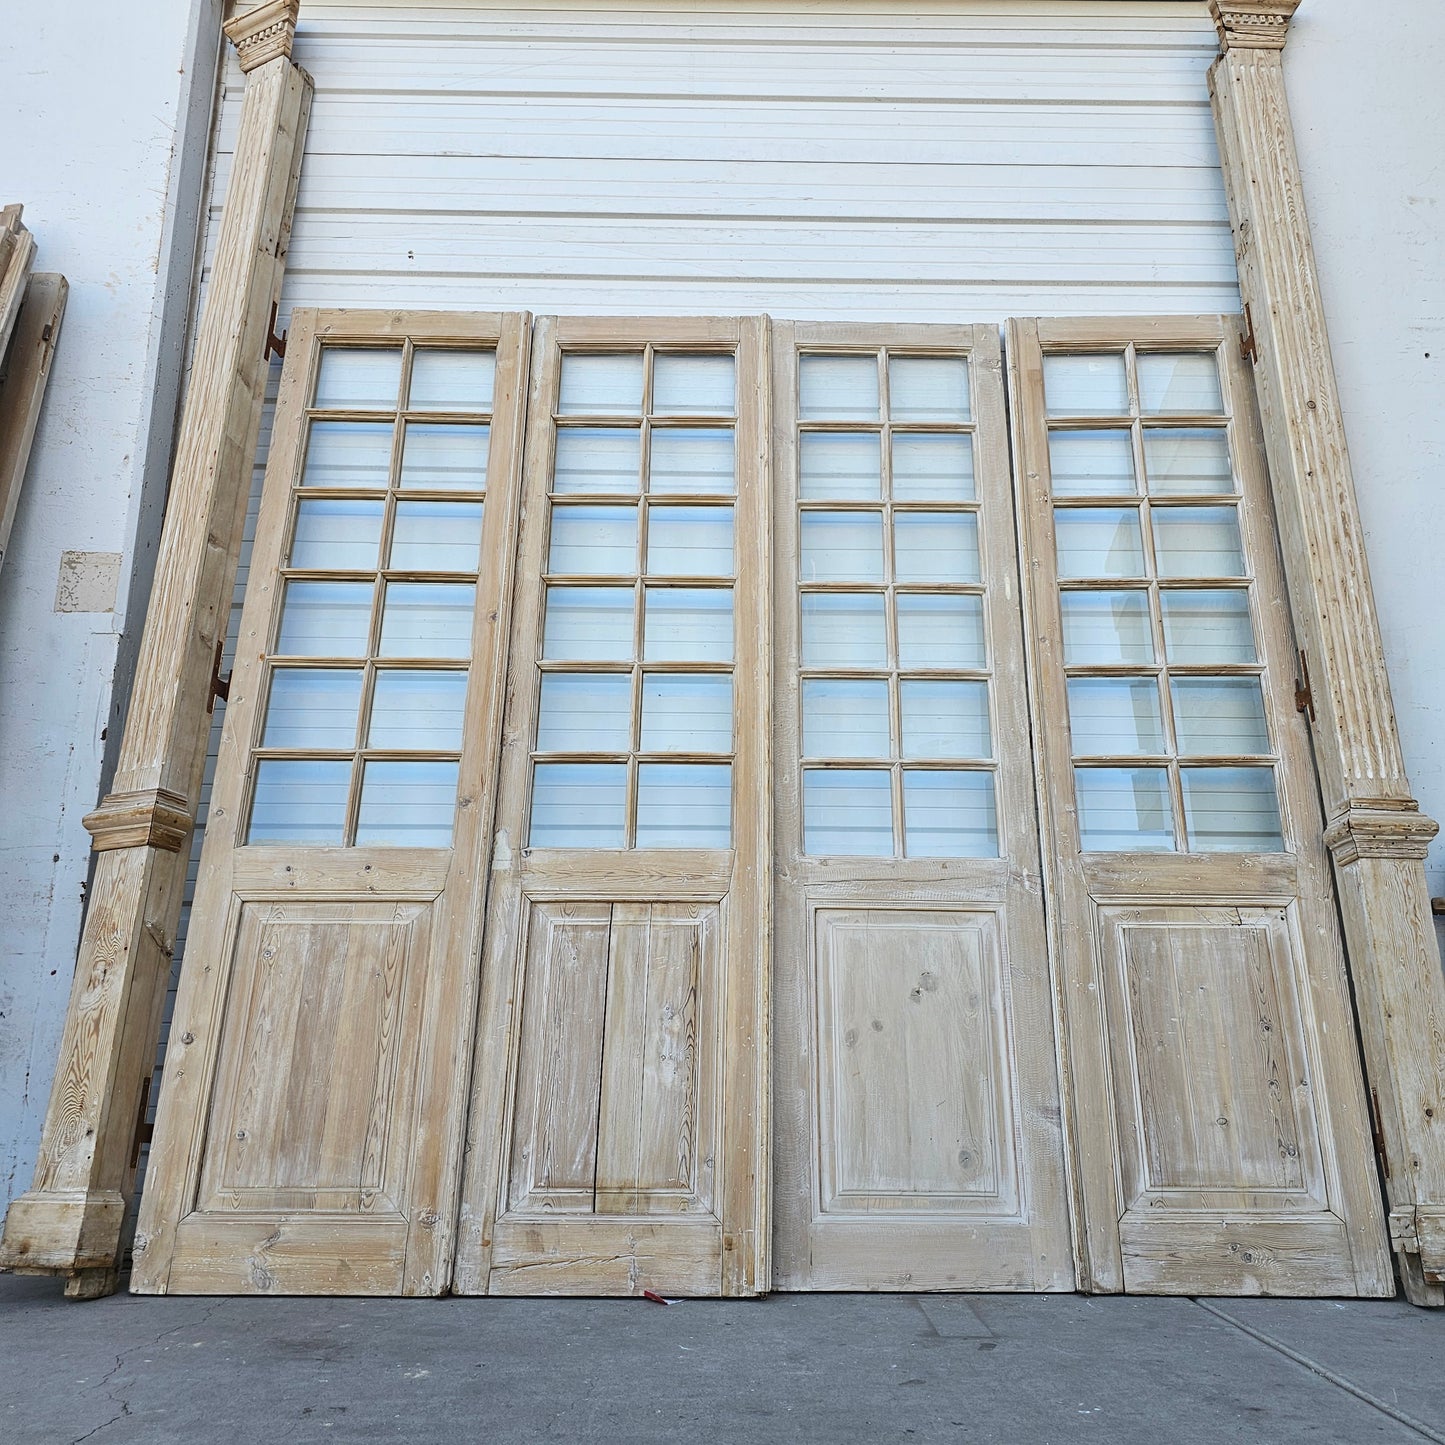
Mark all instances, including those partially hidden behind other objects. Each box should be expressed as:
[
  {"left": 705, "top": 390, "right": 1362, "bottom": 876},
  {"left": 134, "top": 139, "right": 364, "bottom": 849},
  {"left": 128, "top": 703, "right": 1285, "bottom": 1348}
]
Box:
[
  {"left": 770, "top": 324, "right": 1073, "bottom": 1291},
  {"left": 452, "top": 318, "right": 771, "bottom": 1296},
  {"left": 1008, "top": 316, "right": 1391, "bottom": 1296}
]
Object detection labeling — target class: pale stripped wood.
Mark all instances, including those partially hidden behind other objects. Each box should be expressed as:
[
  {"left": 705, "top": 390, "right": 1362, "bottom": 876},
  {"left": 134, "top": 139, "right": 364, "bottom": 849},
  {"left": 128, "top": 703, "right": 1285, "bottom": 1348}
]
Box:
[{"left": 0, "top": 204, "right": 37, "bottom": 366}]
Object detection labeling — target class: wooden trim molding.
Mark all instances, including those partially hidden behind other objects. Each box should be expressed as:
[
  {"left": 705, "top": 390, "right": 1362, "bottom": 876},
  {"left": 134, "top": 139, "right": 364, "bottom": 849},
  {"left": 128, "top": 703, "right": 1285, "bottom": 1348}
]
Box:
[
  {"left": 225, "top": 0, "right": 300, "bottom": 73},
  {"left": 82, "top": 789, "right": 193, "bottom": 855},
  {"left": 1209, "top": 0, "right": 1445, "bottom": 1305}
]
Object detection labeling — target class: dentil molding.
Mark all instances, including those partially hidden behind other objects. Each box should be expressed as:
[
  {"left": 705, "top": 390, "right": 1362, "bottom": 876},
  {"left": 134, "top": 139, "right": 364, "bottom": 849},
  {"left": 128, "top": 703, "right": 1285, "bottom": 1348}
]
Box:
[
  {"left": 224, "top": 0, "right": 301, "bottom": 72},
  {"left": 1211, "top": 1, "right": 1300, "bottom": 51}
]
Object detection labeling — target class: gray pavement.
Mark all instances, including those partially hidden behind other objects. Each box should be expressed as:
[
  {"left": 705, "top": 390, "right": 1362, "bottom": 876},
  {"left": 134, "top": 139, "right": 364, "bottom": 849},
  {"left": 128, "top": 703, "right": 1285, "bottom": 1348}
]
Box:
[{"left": 2, "top": 1274, "right": 1444, "bottom": 1444}]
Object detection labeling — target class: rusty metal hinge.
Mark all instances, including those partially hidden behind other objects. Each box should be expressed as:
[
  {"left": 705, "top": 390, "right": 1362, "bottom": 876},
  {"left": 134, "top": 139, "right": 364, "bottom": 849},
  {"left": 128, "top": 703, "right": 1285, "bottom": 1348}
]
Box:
[
  {"left": 1240, "top": 302, "right": 1259, "bottom": 365},
  {"left": 1370, "top": 1088, "right": 1390, "bottom": 1180},
  {"left": 208, "top": 638, "right": 231, "bottom": 713},
  {"left": 129, "top": 1074, "right": 155, "bottom": 1172},
  {"left": 1294, "top": 648, "right": 1316, "bottom": 723},
  {"left": 265, "top": 300, "right": 288, "bottom": 362}
]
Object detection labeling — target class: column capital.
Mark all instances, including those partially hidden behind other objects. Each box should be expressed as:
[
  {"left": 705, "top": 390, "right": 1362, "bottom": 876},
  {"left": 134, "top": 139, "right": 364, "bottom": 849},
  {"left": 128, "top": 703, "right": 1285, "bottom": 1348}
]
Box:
[
  {"left": 82, "top": 787, "right": 193, "bottom": 854},
  {"left": 1323, "top": 800, "right": 1441, "bottom": 866},
  {"left": 225, "top": 0, "right": 300, "bottom": 73},
  {"left": 1210, "top": 1, "right": 1300, "bottom": 52}
]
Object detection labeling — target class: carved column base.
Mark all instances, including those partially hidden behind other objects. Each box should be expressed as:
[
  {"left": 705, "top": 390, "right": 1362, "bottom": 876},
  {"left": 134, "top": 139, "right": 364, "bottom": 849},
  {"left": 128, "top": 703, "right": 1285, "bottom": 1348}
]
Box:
[
  {"left": 0, "top": 1189, "right": 126, "bottom": 1273},
  {"left": 83, "top": 787, "right": 192, "bottom": 853}
]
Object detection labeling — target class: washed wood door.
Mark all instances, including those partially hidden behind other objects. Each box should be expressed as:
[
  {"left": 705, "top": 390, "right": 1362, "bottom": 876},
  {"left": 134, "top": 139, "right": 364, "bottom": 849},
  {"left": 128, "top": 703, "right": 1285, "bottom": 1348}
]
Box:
[
  {"left": 1008, "top": 317, "right": 1391, "bottom": 1296},
  {"left": 132, "top": 311, "right": 530, "bottom": 1294},
  {"left": 453, "top": 317, "right": 770, "bottom": 1296},
  {"left": 771, "top": 323, "right": 1073, "bottom": 1291}
]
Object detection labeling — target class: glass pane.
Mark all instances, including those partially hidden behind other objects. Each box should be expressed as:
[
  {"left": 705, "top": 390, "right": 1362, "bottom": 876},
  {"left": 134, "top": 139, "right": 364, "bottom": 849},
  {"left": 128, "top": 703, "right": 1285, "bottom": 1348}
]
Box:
[
  {"left": 636, "top": 763, "right": 732, "bottom": 847},
  {"left": 1138, "top": 353, "right": 1223, "bottom": 415},
  {"left": 355, "top": 760, "right": 458, "bottom": 847},
  {"left": 1044, "top": 354, "right": 1128, "bottom": 416},
  {"left": 301, "top": 421, "right": 394, "bottom": 489},
  {"left": 314, "top": 347, "right": 402, "bottom": 410},
  {"left": 800, "top": 433, "right": 881, "bottom": 501},
  {"left": 640, "top": 673, "right": 732, "bottom": 752},
  {"left": 1055, "top": 507, "right": 1145, "bottom": 580},
  {"left": 799, "top": 353, "right": 880, "bottom": 421},
  {"left": 1181, "top": 767, "right": 1283, "bottom": 851},
  {"left": 1171, "top": 677, "right": 1270, "bottom": 756},
  {"left": 289, "top": 498, "right": 384, "bottom": 570},
  {"left": 900, "top": 679, "right": 990, "bottom": 759},
  {"left": 894, "top": 512, "right": 980, "bottom": 584},
  {"left": 1048, "top": 430, "right": 1136, "bottom": 497},
  {"left": 800, "top": 593, "right": 887, "bottom": 669},
  {"left": 554, "top": 427, "right": 641, "bottom": 495},
  {"left": 530, "top": 762, "right": 626, "bottom": 847},
  {"left": 399, "top": 423, "right": 489, "bottom": 492},
  {"left": 891, "top": 434, "right": 974, "bottom": 502},
  {"left": 802, "top": 677, "right": 890, "bottom": 759},
  {"left": 647, "top": 505, "right": 734, "bottom": 577},
  {"left": 390, "top": 500, "right": 484, "bottom": 572},
  {"left": 1153, "top": 505, "right": 1246, "bottom": 578},
  {"left": 1067, "top": 677, "right": 1165, "bottom": 756},
  {"left": 277, "top": 581, "right": 373, "bottom": 656},
  {"left": 1059, "top": 590, "right": 1154, "bottom": 665},
  {"left": 549, "top": 504, "right": 638, "bottom": 575},
  {"left": 559, "top": 352, "right": 644, "bottom": 415},
  {"left": 1143, "top": 428, "right": 1233, "bottom": 495},
  {"left": 248, "top": 759, "right": 350, "bottom": 845},
  {"left": 653, "top": 353, "right": 735, "bottom": 417},
  {"left": 1160, "top": 589, "right": 1256, "bottom": 664},
  {"left": 803, "top": 769, "right": 892, "bottom": 856},
  {"left": 408, "top": 349, "right": 496, "bottom": 412},
  {"left": 800, "top": 511, "right": 884, "bottom": 583},
  {"left": 1075, "top": 766, "right": 1175, "bottom": 851},
  {"left": 889, "top": 356, "right": 969, "bottom": 422},
  {"left": 903, "top": 770, "right": 997, "bottom": 857},
  {"left": 262, "top": 668, "right": 363, "bottom": 749},
  {"left": 644, "top": 587, "right": 733, "bottom": 662},
  {"left": 649, "top": 428, "right": 735, "bottom": 495},
  {"left": 896, "top": 593, "right": 986, "bottom": 669},
  {"left": 368, "top": 670, "right": 468, "bottom": 750},
  {"left": 378, "top": 581, "right": 475, "bottom": 658},
  {"left": 544, "top": 585, "right": 636, "bottom": 661},
  {"left": 536, "top": 672, "right": 632, "bottom": 752}
]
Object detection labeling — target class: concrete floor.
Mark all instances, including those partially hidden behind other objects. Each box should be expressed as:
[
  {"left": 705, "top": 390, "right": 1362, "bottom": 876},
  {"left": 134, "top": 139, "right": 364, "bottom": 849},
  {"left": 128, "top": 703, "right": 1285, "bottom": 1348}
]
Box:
[{"left": 3, "top": 1275, "right": 1444, "bottom": 1445}]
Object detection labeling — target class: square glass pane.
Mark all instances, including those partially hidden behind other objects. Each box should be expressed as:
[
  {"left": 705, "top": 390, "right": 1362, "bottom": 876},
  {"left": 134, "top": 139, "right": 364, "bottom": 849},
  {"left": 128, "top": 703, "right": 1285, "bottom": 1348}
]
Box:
[
  {"left": 536, "top": 672, "right": 632, "bottom": 752},
  {"left": 1054, "top": 507, "right": 1145, "bottom": 580},
  {"left": 644, "top": 587, "right": 733, "bottom": 662},
  {"left": 900, "top": 679, "right": 991, "bottom": 759},
  {"left": 653, "top": 353, "right": 735, "bottom": 417},
  {"left": 1067, "top": 677, "right": 1164, "bottom": 756},
  {"left": 543, "top": 586, "right": 636, "bottom": 661},
  {"left": 1138, "top": 353, "right": 1223, "bottom": 415},
  {"left": 896, "top": 593, "right": 986, "bottom": 669},
  {"left": 377, "top": 581, "right": 475, "bottom": 658},
  {"left": 1171, "top": 676, "right": 1270, "bottom": 756},
  {"left": 276, "top": 580, "right": 373, "bottom": 656},
  {"left": 355, "top": 760, "right": 459, "bottom": 847},
  {"left": 301, "top": 421, "right": 394, "bottom": 489},
  {"left": 1160, "top": 589, "right": 1256, "bottom": 664},
  {"left": 647, "top": 505, "right": 734, "bottom": 577},
  {"left": 548, "top": 504, "right": 638, "bottom": 575},
  {"left": 289, "top": 498, "right": 384, "bottom": 571},
  {"left": 408, "top": 349, "right": 496, "bottom": 412},
  {"left": 558, "top": 352, "right": 644, "bottom": 415},
  {"left": 799, "top": 353, "right": 880, "bottom": 421},
  {"left": 889, "top": 356, "right": 970, "bottom": 421},
  {"left": 1044, "top": 354, "right": 1128, "bottom": 417},
  {"left": 248, "top": 759, "right": 350, "bottom": 845},
  {"left": 903, "top": 770, "right": 997, "bottom": 858},
  {"left": 803, "top": 769, "right": 893, "bottom": 856},
  {"left": 262, "top": 667, "right": 363, "bottom": 749},
  {"left": 641, "top": 673, "right": 733, "bottom": 752},
  {"left": 1075, "top": 766, "right": 1175, "bottom": 852},
  {"left": 530, "top": 762, "right": 626, "bottom": 847},
  {"left": 1048, "top": 430, "right": 1136, "bottom": 497},
  {"left": 314, "top": 347, "right": 402, "bottom": 410},
  {"left": 368, "top": 669, "right": 468, "bottom": 750},
  {"left": 1181, "top": 767, "right": 1283, "bottom": 851},
  {"left": 399, "top": 423, "right": 489, "bottom": 492},
  {"left": 802, "top": 677, "right": 890, "bottom": 759},
  {"left": 636, "top": 763, "right": 732, "bottom": 847},
  {"left": 649, "top": 429, "right": 735, "bottom": 495},
  {"left": 390, "top": 500, "right": 484, "bottom": 572},
  {"left": 1059, "top": 590, "right": 1154, "bottom": 665},
  {"left": 554, "top": 427, "right": 641, "bottom": 495},
  {"left": 800, "top": 511, "right": 884, "bottom": 583},
  {"left": 800, "top": 593, "right": 887, "bottom": 668},
  {"left": 800, "top": 433, "right": 881, "bottom": 501},
  {"left": 1153, "top": 505, "right": 1246, "bottom": 578},
  {"left": 894, "top": 512, "right": 980, "bottom": 584},
  {"left": 1143, "top": 428, "right": 1233, "bottom": 495},
  {"left": 891, "top": 434, "right": 974, "bottom": 502}
]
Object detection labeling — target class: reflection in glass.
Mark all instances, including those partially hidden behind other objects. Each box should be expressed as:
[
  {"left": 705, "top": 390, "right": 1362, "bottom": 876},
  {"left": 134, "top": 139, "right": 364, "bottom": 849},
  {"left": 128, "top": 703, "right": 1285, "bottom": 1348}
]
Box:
[
  {"left": 900, "top": 679, "right": 990, "bottom": 759},
  {"left": 408, "top": 349, "right": 496, "bottom": 412},
  {"left": 544, "top": 586, "right": 636, "bottom": 661},
  {"left": 398, "top": 423, "right": 489, "bottom": 491},
  {"left": 248, "top": 759, "right": 350, "bottom": 844},
  {"left": 355, "top": 760, "right": 459, "bottom": 847},
  {"left": 1048, "top": 430, "right": 1135, "bottom": 497},
  {"left": 800, "top": 593, "right": 887, "bottom": 668},
  {"left": 903, "top": 770, "right": 997, "bottom": 857},
  {"left": 803, "top": 678, "right": 890, "bottom": 758},
  {"left": 649, "top": 429, "right": 735, "bottom": 495},
  {"left": 641, "top": 673, "right": 733, "bottom": 752},
  {"left": 548, "top": 504, "right": 637, "bottom": 575},
  {"left": 1067, "top": 677, "right": 1165, "bottom": 756},
  {"left": 1152, "top": 505, "right": 1246, "bottom": 578},
  {"left": 1075, "top": 766, "right": 1175, "bottom": 851},
  {"left": 368, "top": 670, "right": 468, "bottom": 750},
  {"left": 889, "top": 356, "right": 969, "bottom": 421},
  {"left": 554, "top": 428, "right": 641, "bottom": 494},
  {"left": 262, "top": 668, "right": 363, "bottom": 749},
  {"left": 530, "top": 762, "right": 627, "bottom": 847},
  {"left": 800, "top": 511, "right": 884, "bottom": 583},
  {"left": 1171, "top": 677, "right": 1270, "bottom": 756},
  {"left": 1044, "top": 354, "right": 1128, "bottom": 416},
  {"left": 636, "top": 763, "right": 732, "bottom": 846},
  {"left": 301, "top": 421, "right": 394, "bottom": 489},
  {"left": 1054, "top": 507, "right": 1145, "bottom": 580},
  {"left": 799, "top": 353, "right": 880, "bottom": 421},
  {"left": 1160, "top": 589, "right": 1256, "bottom": 664},
  {"left": 803, "top": 769, "right": 892, "bottom": 855},
  {"left": 1181, "top": 767, "right": 1283, "bottom": 851},
  {"left": 894, "top": 512, "right": 979, "bottom": 583},
  {"left": 558, "top": 352, "right": 644, "bottom": 415},
  {"left": 653, "top": 353, "right": 736, "bottom": 417},
  {"left": 1143, "top": 428, "right": 1232, "bottom": 495},
  {"left": 535, "top": 672, "right": 632, "bottom": 752},
  {"left": 390, "top": 500, "right": 484, "bottom": 572},
  {"left": 891, "top": 434, "right": 974, "bottom": 502},
  {"left": 290, "top": 498, "right": 384, "bottom": 570},
  {"left": 800, "top": 432, "right": 881, "bottom": 501},
  {"left": 644, "top": 587, "right": 734, "bottom": 662},
  {"left": 277, "top": 580, "right": 374, "bottom": 656},
  {"left": 377, "top": 581, "right": 475, "bottom": 658},
  {"left": 314, "top": 347, "right": 402, "bottom": 410},
  {"left": 1059, "top": 590, "right": 1154, "bottom": 665},
  {"left": 1138, "top": 353, "right": 1223, "bottom": 415},
  {"left": 647, "top": 505, "right": 734, "bottom": 577},
  {"left": 896, "top": 593, "right": 986, "bottom": 669}
]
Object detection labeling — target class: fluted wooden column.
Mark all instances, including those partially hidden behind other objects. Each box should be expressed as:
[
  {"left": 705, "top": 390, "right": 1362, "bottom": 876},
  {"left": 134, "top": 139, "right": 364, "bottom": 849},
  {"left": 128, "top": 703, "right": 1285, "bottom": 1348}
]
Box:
[
  {"left": 1210, "top": 0, "right": 1445, "bottom": 1305},
  {"left": 0, "top": 0, "right": 313, "bottom": 1300}
]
